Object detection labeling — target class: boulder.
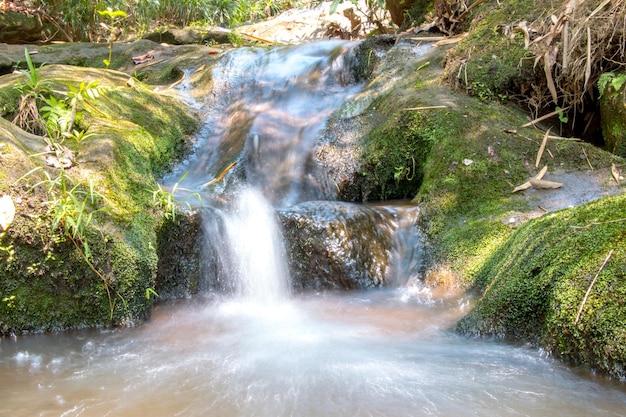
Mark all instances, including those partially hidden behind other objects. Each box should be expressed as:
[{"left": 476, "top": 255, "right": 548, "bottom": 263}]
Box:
[
  {"left": 278, "top": 201, "right": 394, "bottom": 290},
  {"left": 0, "top": 11, "right": 69, "bottom": 44},
  {"left": 143, "top": 27, "right": 232, "bottom": 45}
]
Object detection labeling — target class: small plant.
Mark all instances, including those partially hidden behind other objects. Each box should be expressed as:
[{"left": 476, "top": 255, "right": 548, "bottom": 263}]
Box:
[
  {"left": 97, "top": 8, "right": 128, "bottom": 69},
  {"left": 145, "top": 287, "right": 159, "bottom": 300},
  {"left": 228, "top": 32, "right": 244, "bottom": 47},
  {"left": 13, "top": 48, "right": 49, "bottom": 135},
  {"left": 15, "top": 48, "right": 45, "bottom": 94},
  {"left": 555, "top": 106, "right": 569, "bottom": 124},
  {"left": 17, "top": 165, "right": 127, "bottom": 318},
  {"left": 393, "top": 156, "right": 416, "bottom": 182},
  {"left": 151, "top": 172, "right": 201, "bottom": 222},
  {"left": 29, "top": 169, "right": 105, "bottom": 258},
  {"left": 2, "top": 295, "right": 16, "bottom": 309},
  {"left": 0, "top": 232, "right": 15, "bottom": 263},
  {"left": 598, "top": 72, "right": 626, "bottom": 97}
]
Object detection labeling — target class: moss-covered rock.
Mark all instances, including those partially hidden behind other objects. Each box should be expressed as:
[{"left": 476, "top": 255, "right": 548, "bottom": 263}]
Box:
[
  {"left": 0, "top": 40, "right": 224, "bottom": 86},
  {"left": 443, "top": 0, "right": 547, "bottom": 102},
  {"left": 344, "top": 36, "right": 626, "bottom": 378},
  {"left": 456, "top": 193, "right": 626, "bottom": 378},
  {"left": 0, "top": 64, "right": 198, "bottom": 334},
  {"left": 599, "top": 71, "right": 626, "bottom": 158}
]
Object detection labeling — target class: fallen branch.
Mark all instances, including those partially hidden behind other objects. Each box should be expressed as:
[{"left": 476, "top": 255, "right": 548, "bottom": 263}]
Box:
[
  {"left": 401, "top": 105, "right": 448, "bottom": 111},
  {"left": 202, "top": 161, "right": 238, "bottom": 187},
  {"left": 521, "top": 106, "right": 571, "bottom": 127},
  {"left": 582, "top": 147, "right": 593, "bottom": 170},
  {"left": 134, "top": 58, "right": 165, "bottom": 70},
  {"left": 457, "top": 0, "right": 489, "bottom": 21},
  {"left": 238, "top": 32, "right": 283, "bottom": 45},
  {"left": 571, "top": 218, "right": 626, "bottom": 230},
  {"left": 546, "top": 135, "right": 582, "bottom": 141},
  {"left": 574, "top": 249, "right": 614, "bottom": 325}
]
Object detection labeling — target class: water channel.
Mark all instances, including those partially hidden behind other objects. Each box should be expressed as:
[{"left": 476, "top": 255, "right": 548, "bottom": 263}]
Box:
[{"left": 1, "top": 40, "right": 626, "bottom": 416}]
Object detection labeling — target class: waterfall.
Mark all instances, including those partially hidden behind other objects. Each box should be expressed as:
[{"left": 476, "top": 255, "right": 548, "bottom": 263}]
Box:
[
  {"left": 222, "top": 187, "right": 290, "bottom": 303},
  {"left": 168, "top": 41, "right": 366, "bottom": 301}
]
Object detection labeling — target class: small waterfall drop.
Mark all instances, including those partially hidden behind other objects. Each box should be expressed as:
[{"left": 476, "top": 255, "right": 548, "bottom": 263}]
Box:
[{"left": 223, "top": 187, "right": 290, "bottom": 303}]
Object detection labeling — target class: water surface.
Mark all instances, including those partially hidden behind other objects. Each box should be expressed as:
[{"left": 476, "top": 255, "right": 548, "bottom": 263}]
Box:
[{"left": 1, "top": 289, "right": 625, "bottom": 417}]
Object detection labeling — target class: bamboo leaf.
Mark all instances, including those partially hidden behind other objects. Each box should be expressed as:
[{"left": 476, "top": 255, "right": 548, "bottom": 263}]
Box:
[
  {"left": 529, "top": 178, "right": 563, "bottom": 189},
  {"left": 512, "top": 165, "right": 548, "bottom": 193},
  {"left": 611, "top": 163, "right": 621, "bottom": 184},
  {"left": 536, "top": 128, "right": 550, "bottom": 168}
]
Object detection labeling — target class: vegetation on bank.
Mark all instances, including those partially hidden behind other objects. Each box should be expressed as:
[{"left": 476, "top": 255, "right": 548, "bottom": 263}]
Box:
[
  {"left": 5, "top": 0, "right": 308, "bottom": 41},
  {"left": 0, "top": 57, "right": 198, "bottom": 333},
  {"left": 352, "top": 33, "right": 624, "bottom": 377}
]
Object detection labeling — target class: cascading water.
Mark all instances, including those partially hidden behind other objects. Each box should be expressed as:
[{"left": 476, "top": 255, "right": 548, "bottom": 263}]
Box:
[
  {"left": 2, "top": 41, "right": 626, "bottom": 417},
  {"left": 164, "top": 40, "right": 367, "bottom": 301},
  {"left": 223, "top": 187, "right": 290, "bottom": 303}
]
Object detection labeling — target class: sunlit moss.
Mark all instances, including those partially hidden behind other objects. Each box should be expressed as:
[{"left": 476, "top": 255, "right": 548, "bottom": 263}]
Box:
[
  {"left": 0, "top": 65, "right": 198, "bottom": 333},
  {"left": 457, "top": 193, "right": 626, "bottom": 378}
]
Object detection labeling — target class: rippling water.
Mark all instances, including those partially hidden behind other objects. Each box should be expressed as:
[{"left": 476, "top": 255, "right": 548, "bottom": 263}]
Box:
[{"left": 2, "top": 289, "right": 625, "bottom": 417}]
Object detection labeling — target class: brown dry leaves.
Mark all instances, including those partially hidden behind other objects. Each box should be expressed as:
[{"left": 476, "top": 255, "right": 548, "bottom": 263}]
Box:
[{"left": 525, "top": 0, "right": 626, "bottom": 110}]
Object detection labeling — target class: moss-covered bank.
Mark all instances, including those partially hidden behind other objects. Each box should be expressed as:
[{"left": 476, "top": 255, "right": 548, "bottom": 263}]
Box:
[
  {"left": 0, "top": 65, "right": 198, "bottom": 333},
  {"left": 456, "top": 193, "right": 626, "bottom": 378},
  {"left": 349, "top": 39, "right": 625, "bottom": 378}
]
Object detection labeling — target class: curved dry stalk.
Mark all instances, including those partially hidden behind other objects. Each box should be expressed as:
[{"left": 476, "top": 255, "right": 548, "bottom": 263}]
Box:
[{"left": 574, "top": 249, "right": 614, "bottom": 325}]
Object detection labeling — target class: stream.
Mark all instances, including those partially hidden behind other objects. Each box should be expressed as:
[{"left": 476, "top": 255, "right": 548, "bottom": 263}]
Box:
[{"left": 1, "top": 40, "right": 626, "bottom": 416}]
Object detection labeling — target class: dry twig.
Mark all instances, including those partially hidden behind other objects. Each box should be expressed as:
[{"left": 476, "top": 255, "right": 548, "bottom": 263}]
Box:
[{"left": 574, "top": 249, "right": 614, "bottom": 325}]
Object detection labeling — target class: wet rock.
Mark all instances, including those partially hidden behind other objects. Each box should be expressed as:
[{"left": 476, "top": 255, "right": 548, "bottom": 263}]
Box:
[
  {"left": 143, "top": 27, "right": 232, "bottom": 45},
  {"left": 156, "top": 212, "right": 204, "bottom": 299},
  {"left": 0, "top": 11, "right": 69, "bottom": 44},
  {"left": 278, "top": 201, "right": 394, "bottom": 290}
]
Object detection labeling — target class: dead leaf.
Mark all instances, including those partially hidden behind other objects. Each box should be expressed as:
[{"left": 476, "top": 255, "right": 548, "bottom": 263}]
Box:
[
  {"left": 512, "top": 181, "right": 532, "bottom": 193},
  {"left": 516, "top": 21, "right": 530, "bottom": 49},
  {"left": 536, "top": 128, "right": 550, "bottom": 168},
  {"left": 0, "top": 194, "right": 16, "bottom": 232},
  {"left": 544, "top": 46, "right": 559, "bottom": 103},
  {"left": 535, "top": 165, "right": 548, "bottom": 180},
  {"left": 512, "top": 165, "right": 549, "bottom": 192},
  {"left": 529, "top": 179, "right": 563, "bottom": 189},
  {"left": 612, "top": 163, "right": 621, "bottom": 184}
]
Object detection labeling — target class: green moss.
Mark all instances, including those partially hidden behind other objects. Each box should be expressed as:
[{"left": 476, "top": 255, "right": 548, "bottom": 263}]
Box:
[
  {"left": 361, "top": 108, "right": 435, "bottom": 200},
  {"left": 0, "top": 64, "right": 198, "bottom": 334},
  {"left": 456, "top": 193, "right": 626, "bottom": 378},
  {"left": 0, "top": 85, "right": 20, "bottom": 118},
  {"left": 599, "top": 71, "right": 626, "bottom": 157},
  {"left": 446, "top": 1, "right": 553, "bottom": 101},
  {"left": 415, "top": 101, "right": 533, "bottom": 274}
]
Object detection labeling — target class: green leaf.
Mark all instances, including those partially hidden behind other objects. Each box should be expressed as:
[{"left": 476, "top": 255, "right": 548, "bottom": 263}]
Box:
[
  {"left": 329, "top": 0, "right": 342, "bottom": 14},
  {"left": 611, "top": 74, "right": 626, "bottom": 93},
  {"left": 98, "top": 9, "right": 127, "bottom": 19}
]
